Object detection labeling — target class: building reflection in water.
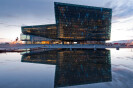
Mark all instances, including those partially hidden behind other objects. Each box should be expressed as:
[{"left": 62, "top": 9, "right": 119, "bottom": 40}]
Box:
[{"left": 21, "top": 49, "right": 112, "bottom": 87}]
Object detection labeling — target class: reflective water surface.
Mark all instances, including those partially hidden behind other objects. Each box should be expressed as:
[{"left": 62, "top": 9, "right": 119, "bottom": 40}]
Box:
[{"left": 0, "top": 49, "right": 133, "bottom": 88}]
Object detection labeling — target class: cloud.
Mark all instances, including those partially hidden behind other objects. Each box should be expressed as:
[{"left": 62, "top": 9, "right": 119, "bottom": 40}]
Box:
[
  {"left": 0, "top": 38, "right": 5, "bottom": 39},
  {"left": 0, "top": 22, "right": 20, "bottom": 28},
  {"left": 104, "top": 1, "right": 112, "bottom": 8},
  {"left": 3, "top": 14, "right": 18, "bottom": 18},
  {"left": 126, "top": 28, "right": 133, "bottom": 31},
  {"left": 111, "top": 0, "right": 133, "bottom": 20},
  {"left": 5, "top": 24, "right": 20, "bottom": 27},
  {"left": 0, "top": 22, "right": 4, "bottom": 24}
]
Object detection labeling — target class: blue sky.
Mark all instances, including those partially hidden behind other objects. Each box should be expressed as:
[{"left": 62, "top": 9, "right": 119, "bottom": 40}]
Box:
[{"left": 0, "top": 0, "right": 133, "bottom": 42}]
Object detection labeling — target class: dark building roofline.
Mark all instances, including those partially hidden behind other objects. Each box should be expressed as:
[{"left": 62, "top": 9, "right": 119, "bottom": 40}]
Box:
[
  {"left": 21, "top": 24, "right": 56, "bottom": 28},
  {"left": 54, "top": 2, "right": 112, "bottom": 10}
]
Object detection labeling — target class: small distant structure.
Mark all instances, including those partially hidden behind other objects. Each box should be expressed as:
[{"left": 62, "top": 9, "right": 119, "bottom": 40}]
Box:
[
  {"left": 16, "top": 37, "right": 18, "bottom": 41},
  {"left": 127, "top": 41, "right": 133, "bottom": 46},
  {"left": 10, "top": 37, "right": 23, "bottom": 44}
]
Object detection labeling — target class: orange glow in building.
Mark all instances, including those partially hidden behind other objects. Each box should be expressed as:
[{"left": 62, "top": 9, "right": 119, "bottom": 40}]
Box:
[
  {"left": 42, "top": 41, "right": 50, "bottom": 44},
  {"left": 10, "top": 41, "right": 23, "bottom": 44}
]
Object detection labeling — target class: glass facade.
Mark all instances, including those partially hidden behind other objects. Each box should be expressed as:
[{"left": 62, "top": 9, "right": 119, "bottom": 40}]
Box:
[
  {"left": 54, "top": 2, "right": 112, "bottom": 41},
  {"left": 20, "top": 34, "right": 55, "bottom": 44},
  {"left": 20, "top": 34, "right": 30, "bottom": 41},
  {"left": 21, "top": 24, "right": 57, "bottom": 39},
  {"left": 21, "top": 2, "right": 112, "bottom": 44}
]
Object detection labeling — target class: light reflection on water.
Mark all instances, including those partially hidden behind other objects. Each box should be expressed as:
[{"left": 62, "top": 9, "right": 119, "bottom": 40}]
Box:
[{"left": 0, "top": 49, "right": 133, "bottom": 88}]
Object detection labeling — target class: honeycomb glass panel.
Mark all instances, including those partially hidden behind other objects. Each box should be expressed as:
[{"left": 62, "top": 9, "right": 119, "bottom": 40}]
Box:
[{"left": 54, "top": 2, "right": 112, "bottom": 41}]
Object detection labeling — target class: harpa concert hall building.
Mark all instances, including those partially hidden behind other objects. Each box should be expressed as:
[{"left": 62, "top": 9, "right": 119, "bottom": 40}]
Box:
[{"left": 21, "top": 2, "right": 112, "bottom": 44}]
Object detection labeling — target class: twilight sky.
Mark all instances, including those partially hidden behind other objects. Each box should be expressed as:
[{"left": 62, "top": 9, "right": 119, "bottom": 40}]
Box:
[{"left": 0, "top": 0, "right": 133, "bottom": 42}]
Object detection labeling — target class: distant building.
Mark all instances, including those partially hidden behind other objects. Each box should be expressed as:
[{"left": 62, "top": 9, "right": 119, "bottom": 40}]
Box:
[{"left": 21, "top": 2, "right": 112, "bottom": 44}]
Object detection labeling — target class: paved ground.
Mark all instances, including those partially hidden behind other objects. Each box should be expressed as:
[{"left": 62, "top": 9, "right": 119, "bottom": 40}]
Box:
[{"left": 0, "top": 44, "right": 132, "bottom": 51}]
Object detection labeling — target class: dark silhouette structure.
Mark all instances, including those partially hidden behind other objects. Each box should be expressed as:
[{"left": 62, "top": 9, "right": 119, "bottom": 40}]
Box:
[{"left": 21, "top": 2, "right": 112, "bottom": 44}]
